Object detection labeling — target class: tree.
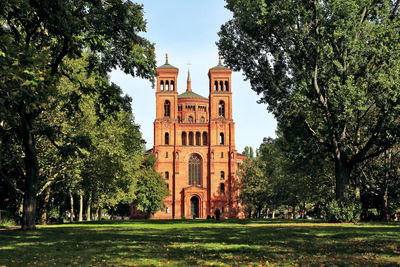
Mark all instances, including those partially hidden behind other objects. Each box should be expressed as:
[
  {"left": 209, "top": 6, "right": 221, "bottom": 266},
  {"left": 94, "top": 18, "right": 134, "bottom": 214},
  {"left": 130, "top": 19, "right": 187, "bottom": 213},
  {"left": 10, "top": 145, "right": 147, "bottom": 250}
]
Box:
[
  {"left": 218, "top": 0, "right": 400, "bottom": 200},
  {"left": 131, "top": 154, "right": 170, "bottom": 217},
  {"left": 0, "top": 0, "right": 156, "bottom": 230},
  {"left": 238, "top": 156, "right": 268, "bottom": 218},
  {"left": 37, "top": 56, "right": 145, "bottom": 223}
]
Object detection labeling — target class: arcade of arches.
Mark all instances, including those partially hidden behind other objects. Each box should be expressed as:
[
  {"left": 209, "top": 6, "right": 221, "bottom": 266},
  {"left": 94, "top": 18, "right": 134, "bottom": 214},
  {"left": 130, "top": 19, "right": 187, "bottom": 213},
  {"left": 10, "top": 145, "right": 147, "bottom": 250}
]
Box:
[{"left": 131, "top": 55, "right": 246, "bottom": 219}]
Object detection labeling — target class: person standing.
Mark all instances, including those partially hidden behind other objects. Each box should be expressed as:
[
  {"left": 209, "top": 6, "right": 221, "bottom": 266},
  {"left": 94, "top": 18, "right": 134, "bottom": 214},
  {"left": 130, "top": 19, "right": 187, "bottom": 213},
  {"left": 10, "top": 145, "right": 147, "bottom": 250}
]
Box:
[{"left": 215, "top": 208, "right": 221, "bottom": 220}]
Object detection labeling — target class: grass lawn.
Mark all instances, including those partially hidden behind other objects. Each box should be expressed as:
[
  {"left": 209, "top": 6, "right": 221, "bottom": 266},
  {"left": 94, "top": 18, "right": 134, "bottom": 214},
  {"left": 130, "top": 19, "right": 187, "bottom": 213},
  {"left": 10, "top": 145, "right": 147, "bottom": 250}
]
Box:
[{"left": 0, "top": 219, "right": 399, "bottom": 266}]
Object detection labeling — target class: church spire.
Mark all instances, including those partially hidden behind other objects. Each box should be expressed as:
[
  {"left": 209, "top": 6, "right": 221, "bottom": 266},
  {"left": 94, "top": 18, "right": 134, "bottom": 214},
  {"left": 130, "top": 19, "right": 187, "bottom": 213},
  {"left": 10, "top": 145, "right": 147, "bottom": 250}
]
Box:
[
  {"left": 186, "top": 70, "right": 191, "bottom": 92},
  {"left": 218, "top": 54, "right": 222, "bottom": 65},
  {"left": 165, "top": 53, "right": 169, "bottom": 64}
]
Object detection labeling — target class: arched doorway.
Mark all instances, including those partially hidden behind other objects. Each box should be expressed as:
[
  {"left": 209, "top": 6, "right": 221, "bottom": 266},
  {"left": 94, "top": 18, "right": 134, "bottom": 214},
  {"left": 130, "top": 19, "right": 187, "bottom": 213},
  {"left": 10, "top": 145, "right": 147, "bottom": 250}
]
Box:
[{"left": 190, "top": 196, "right": 199, "bottom": 218}]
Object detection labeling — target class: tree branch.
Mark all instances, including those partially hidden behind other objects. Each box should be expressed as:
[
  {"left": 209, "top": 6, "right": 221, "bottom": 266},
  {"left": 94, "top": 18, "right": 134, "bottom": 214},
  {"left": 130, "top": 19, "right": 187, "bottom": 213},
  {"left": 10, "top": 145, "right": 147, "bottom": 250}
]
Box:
[
  {"left": 51, "top": 38, "right": 70, "bottom": 75},
  {"left": 391, "top": 0, "right": 400, "bottom": 20},
  {"left": 350, "top": 116, "right": 384, "bottom": 165},
  {"left": 303, "top": 119, "right": 325, "bottom": 145},
  {"left": 0, "top": 169, "right": 24, "bottom": 195}
]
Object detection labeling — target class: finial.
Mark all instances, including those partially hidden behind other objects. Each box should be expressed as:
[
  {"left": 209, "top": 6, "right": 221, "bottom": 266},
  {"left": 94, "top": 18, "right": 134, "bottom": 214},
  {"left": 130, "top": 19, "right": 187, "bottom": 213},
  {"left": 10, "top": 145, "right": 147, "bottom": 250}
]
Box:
[
  {"left": 187, "top": 69, "right": 191, "bottom": 81},
  {"left": 218, "top": 54, "right": 222, "bottom": 65},
  {"left": 166, "top": 53, "right": 169, "bottom": 64}
]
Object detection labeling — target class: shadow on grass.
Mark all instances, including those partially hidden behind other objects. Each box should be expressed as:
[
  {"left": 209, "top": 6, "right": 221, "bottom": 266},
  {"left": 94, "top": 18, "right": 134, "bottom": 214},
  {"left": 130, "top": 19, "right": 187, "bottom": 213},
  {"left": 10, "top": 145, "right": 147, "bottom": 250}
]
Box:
[{"left": 0, "top": 220, "right": 399, "bottom": 266}]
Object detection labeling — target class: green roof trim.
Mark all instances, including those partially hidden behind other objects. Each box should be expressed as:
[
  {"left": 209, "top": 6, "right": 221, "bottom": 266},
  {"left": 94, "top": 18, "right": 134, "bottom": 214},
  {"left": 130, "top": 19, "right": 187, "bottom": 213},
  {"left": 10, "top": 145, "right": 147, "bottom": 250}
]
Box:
[
  {"left": 157, "top": 63, "right": 178, "bottom": 69},
  {"left": 210, "top": 63, "right": 230, "bottom": 70},
  {"left": 178, "top": 91, "right": 207, "bottom": 100}
]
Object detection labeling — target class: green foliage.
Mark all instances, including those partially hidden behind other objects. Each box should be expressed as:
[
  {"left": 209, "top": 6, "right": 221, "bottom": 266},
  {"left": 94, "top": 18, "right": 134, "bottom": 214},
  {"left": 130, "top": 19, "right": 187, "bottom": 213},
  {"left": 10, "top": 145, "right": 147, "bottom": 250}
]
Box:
[
  {"left": 0, "top": 0, "right": 156, "bottom": 229},
  {"left": 218, "top": 0, "right": 400, "bottom": 202},
  {"left": 238, "top": 157, "right": 269, "bottom": 217},
  {"left": 323, "top": 198, "right": 362, "bottom": 223},
  {"left": 0, "top": 218, "right": 15, "bottom": 227},
  {"left": 132, "top": 167, "right": 170, "bottom": 216},
  {"left": 143, "top": 153, "right": 157, "bottom": 169}
]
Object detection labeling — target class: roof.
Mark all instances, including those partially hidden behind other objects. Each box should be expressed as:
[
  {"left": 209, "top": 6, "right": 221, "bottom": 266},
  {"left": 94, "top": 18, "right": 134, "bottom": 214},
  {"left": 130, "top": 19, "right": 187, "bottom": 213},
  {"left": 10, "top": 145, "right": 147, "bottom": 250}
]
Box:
[
  {"left": 210, "top": 63, "right": 230, "bottom": 70},
  {"left": 178, "top": 91, "right": 207, "bottom": 100},
  {"left": 157, "top": 63, "right": 178, "bottom": 69}
]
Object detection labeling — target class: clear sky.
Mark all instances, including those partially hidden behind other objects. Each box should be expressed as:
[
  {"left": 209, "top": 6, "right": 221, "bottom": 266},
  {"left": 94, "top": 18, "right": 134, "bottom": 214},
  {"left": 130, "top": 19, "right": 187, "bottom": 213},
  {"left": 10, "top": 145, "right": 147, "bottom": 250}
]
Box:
[{"left": 110, "top": 0, "right": 277, "bottom": 153}]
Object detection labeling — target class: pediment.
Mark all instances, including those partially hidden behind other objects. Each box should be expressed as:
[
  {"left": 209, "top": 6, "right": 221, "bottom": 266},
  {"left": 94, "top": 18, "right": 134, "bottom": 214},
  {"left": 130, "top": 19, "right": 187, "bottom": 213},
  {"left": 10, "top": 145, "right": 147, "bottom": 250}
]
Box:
[{"left": 183, "top": 185, "right": 207, "bottom": 193}]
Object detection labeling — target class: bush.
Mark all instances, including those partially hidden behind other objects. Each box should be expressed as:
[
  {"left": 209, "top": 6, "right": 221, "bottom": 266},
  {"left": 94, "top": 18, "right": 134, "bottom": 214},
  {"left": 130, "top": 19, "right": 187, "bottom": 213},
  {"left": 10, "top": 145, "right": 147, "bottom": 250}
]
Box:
[
  {"left": 323, "top": 198, "right": 361, "bottom": 222},
  {"left": 0, "top": 218, "right": 15, "bottom": 227}
]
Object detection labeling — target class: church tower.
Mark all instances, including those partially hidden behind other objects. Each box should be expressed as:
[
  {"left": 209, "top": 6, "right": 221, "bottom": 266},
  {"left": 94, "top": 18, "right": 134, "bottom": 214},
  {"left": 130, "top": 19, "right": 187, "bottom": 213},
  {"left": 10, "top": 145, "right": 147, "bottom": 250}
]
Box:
[
  {"left": 208, "top": 56, "right": 236, "bottom": 217},
  {"left": 154, "top": 54, "right": 179, "bottom": 148}
]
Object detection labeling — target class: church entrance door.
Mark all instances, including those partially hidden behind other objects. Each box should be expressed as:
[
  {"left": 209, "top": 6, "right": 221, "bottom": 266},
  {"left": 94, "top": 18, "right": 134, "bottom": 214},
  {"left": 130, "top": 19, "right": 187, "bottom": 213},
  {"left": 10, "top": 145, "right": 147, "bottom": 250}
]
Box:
[{"left": 190, "top": 196, "right": 199, "bottom": 218}]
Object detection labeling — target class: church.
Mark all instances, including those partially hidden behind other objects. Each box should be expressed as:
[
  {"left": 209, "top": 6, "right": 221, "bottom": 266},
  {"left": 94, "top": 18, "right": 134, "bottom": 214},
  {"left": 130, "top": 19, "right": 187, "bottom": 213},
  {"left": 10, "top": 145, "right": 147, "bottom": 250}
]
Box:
[{"left": 142, "top": 55, "right": 245, "bottom": 219}]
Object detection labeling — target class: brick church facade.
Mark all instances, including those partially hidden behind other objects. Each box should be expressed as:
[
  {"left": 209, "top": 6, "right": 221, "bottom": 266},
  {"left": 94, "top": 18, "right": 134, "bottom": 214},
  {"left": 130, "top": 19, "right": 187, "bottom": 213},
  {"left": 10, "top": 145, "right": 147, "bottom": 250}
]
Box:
[{"left": 139, "top": 55, "right": 245, "bottom": 219}]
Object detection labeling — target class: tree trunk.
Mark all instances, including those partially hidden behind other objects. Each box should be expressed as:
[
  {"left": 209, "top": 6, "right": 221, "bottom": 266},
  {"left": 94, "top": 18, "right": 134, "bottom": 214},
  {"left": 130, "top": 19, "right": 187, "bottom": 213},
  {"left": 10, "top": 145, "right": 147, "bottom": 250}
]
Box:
[
  {"left": 335, "top": 159, "right": 351, "bottom": 200},
  {"left": 58, "top": 197, "right": 65, "bottom": 224},
  {"left": 86, "top": 193, "right": 92, "bottom": 221},
  {"left": 79, "top": 193, "right": 83, "bottom": 221},
  {"left": 272, "top": 210, "right": 275, "bottom": 219},
  {"left": 69, "top": 192, "right": 74, "bottom": 222},
  {"left": 382, "top": 151, "right": 390, "bottom": 221},
  {"left": 301, "top": 202, "right": 306, "bottom": 219},
  {"left": 41, "top": 186, "right": 51, "bottom": 225},
  {"left": 98, "top": 207, "right": 102, "bottom": 221},
  {"left": 20, "top": 108, "right": 39, "bottom": 230},
  {"left": 291, "top": 205, "right": 295, "bottom": 219}
]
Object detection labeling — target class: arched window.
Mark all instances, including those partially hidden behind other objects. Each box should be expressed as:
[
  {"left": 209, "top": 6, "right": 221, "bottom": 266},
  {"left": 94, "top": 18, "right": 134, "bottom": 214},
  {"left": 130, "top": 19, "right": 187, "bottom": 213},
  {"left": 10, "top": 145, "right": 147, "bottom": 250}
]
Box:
[
  {"left": 214, "top": 81, "right": 218, "bottom": 91},
  {"left": 220, "top": 183, "right": 225, "bottom": 194},
  {"left": 202, "top": 132, "right": 208, "bottom": 146},
  {"left": 166, "top": 152, "right": 168, "bottom": 158},
  {"left": 166, "top": 80, "right": 170, "bottom": 91},
  {"left": 220, "top": 171, "right": 225, "bottom": 180},
  {"left": 200, "top": 116, "right": 205, "bottom": 123},
  {"left": 160, "top": 80, "right": 164, "bottom": 91},
  {"left": 164, "top": 100, "right": 170, "bottom": 117},
  {"left": 155, "top": 152, "right": 158, "bottom": 159},
  {"left": 178, "top": 116, "right": 181, "bottom": 123},
  {"left": 218, "top": 101, "right": 225, "bottom": 117},
  {"left": 189, "top": 154, "right": 201, "bottom": 185},
  {"left": 196, "top": 132, "right": 201, "bottom": 146},
  {"left": 220, "top": 81, "right": 224, "bottom": 91},
  {"left": 171, "top": 80, "right": 175, "bottom": 91},
  {"left": 221, "top": 152, "right": 224, "bottom": 158},
  {"left": 182, "top": 132, "right": 187, "bottom": 146},
  {"left": 165, "top": 132, "right": 169, "bottom": 145},
  {"left": 188, "top": 116, "right": 193, "bottom": 123},
  {"left": 220, "top": 132, "right": 224, "bottom": 145},
  {"left": 225, "top": 81, "right": 229, "bottom": 91},
  {"left": 165, "top": 172, "right": 169, "bottom": 180},
  {"left": 189, "top": 132, "right": 194, "bottom": 146}
]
